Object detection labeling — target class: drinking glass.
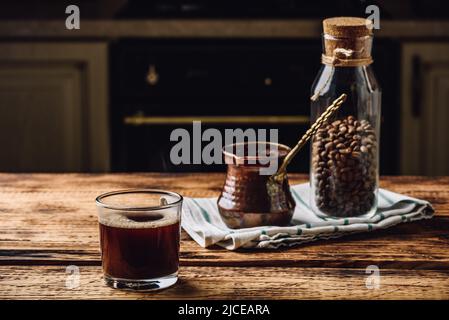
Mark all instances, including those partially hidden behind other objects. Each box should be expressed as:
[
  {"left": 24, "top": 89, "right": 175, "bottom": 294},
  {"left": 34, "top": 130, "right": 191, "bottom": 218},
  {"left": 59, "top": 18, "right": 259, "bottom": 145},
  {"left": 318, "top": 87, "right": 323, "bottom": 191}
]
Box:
[{"left": 95, "top": 189, "right": 182, "bottom": 291}]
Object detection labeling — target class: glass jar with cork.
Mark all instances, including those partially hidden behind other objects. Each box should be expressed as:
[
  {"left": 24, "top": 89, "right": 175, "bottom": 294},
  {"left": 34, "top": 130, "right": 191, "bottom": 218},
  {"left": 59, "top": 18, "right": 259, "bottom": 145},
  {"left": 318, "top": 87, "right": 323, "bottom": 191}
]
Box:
[{"left": 310, "top": 17, "right": 381, "bottom": 218}]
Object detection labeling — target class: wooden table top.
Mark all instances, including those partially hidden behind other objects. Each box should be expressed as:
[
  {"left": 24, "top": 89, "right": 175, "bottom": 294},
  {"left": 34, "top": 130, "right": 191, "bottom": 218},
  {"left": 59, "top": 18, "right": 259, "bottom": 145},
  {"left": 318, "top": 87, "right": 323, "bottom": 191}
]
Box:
[{"left": 0, "top": 173, "right": 448, "bottom": 300}]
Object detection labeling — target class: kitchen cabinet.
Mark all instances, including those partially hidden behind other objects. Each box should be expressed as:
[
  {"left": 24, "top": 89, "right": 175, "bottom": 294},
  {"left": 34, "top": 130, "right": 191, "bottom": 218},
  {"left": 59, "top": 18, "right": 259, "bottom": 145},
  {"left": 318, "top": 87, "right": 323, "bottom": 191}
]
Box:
[
  {"left": 401, "top": 43, "right": 449, "bottom": 175},
  {"left": 0, "top": 42, "right": 109, "bottom": 172}
]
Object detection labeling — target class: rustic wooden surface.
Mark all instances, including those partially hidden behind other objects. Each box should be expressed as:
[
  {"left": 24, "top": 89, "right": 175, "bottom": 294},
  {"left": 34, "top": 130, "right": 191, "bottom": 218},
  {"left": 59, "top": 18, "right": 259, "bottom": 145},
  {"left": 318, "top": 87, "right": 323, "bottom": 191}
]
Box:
[{"left": 0, "top": 173, "right": 448, "bottom": 299}]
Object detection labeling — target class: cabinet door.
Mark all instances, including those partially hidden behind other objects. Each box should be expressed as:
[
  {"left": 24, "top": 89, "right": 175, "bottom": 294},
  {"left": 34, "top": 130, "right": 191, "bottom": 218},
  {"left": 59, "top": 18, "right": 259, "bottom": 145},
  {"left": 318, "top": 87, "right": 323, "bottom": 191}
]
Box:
[
  {"left": 0, "top": 43, "right": 109, "bottom": 172},
  {"left": 401, "top": 43, "right": 449, "bottom": 175}
]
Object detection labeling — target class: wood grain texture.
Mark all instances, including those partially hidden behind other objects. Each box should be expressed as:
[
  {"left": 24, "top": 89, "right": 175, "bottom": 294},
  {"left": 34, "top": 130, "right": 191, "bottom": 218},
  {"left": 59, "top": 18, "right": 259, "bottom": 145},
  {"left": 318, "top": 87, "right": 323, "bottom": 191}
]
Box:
[
  {"left": 1, "top": 221, "right": 449, "bottom": 270},
  {"left": 0, "top": 174, "right": 448, "bottom": 270},
  {"left": 1, "top": 266, "right": 449, "bottom": 300},
  {"left": 0, "top": 173, "right": 448, "bottom": 299}
]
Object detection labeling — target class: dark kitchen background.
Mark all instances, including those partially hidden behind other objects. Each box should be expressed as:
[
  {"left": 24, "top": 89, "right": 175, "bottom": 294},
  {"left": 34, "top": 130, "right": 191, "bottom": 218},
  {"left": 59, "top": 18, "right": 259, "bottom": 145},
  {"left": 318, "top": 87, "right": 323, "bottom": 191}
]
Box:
[{"left": 0, "top": 0, "right": 448, "bottom": 175}]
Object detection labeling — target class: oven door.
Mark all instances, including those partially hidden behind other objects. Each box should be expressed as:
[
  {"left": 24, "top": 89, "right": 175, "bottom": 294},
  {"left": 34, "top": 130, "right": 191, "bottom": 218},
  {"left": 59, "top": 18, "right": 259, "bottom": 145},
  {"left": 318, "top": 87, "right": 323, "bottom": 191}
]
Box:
[
  {"left": 110, "top": 39, "right": 399, "bottom": 174},
  {"left": 111, "top": 39, "right": 318, "bottom": 172}
]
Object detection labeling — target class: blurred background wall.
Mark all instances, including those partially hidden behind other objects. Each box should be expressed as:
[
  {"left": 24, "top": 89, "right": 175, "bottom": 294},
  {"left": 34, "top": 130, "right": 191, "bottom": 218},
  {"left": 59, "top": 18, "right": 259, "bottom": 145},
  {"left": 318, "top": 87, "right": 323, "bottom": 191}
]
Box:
[{"left": 0, "top": 0, "right": 448, "bottom": 175}]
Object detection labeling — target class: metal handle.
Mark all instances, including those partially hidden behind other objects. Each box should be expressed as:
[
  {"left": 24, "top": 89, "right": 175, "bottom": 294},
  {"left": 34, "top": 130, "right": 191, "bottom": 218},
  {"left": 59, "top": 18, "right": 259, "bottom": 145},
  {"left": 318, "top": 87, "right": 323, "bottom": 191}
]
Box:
[
  {"left": 146, "top": 65, "right": 159, "bottom": 86},
  {"left": 124, "top": 115, "right": 310, "bottom": 126},
  {"left": 271, "top": 93, "right": 347, "bottom": 183}
]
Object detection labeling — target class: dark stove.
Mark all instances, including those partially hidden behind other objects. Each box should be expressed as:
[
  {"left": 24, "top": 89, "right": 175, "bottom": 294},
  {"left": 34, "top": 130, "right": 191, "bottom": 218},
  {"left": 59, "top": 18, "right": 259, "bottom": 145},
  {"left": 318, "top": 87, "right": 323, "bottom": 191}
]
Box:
[{"left": 110, "top": 38, "right": 400, "bottom": 174}]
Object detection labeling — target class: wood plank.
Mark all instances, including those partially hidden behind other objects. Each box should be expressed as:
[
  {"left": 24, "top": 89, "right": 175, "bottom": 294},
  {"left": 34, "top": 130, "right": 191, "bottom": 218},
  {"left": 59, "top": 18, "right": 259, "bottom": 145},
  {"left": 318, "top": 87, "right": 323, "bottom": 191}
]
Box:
[
  {"left": 0, "top": 173, "right": 446, "bottom": 213},
  {"left": 1, "top": 265, "right": 448, "bottom": 300},
  {"left": 0, "top": 174, "right": 448, "bottom": 269},
  {"left": 1, "top": 220, "right": 449, "bottom": 270},
  {"left": 0, "top": 173, "right": 447, "bottom": 208}
]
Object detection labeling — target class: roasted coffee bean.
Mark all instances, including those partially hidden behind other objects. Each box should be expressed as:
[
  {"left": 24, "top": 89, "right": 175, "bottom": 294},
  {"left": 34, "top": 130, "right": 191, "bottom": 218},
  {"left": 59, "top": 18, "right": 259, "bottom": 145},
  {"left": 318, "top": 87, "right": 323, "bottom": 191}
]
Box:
[
  {"left": 332, "top": 120, "right": 341, "bottom": 126},
  {"left": 325, "top": 142, "right": 334, "bottom": 150},
  {"left": 311, "top": 115, "right": 378, "bottom": 217},
  {"left": 351, "top": 151, "right": 361, "bottom": 159}
]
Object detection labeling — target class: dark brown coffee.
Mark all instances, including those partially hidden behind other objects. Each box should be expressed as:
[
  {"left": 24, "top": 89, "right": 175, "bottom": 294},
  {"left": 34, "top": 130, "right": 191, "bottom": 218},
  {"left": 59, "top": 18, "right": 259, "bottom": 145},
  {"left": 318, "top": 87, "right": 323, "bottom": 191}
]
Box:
[{"left": 99, "top": 211, "right": 180, "bottom": 280}]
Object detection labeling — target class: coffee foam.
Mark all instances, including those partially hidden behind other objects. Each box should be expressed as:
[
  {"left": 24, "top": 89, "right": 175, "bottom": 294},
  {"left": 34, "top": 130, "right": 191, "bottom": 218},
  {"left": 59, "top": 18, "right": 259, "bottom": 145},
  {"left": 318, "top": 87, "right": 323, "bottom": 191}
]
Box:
[{"left": 99, "top": 210, "right": 179, "bottom": 229}]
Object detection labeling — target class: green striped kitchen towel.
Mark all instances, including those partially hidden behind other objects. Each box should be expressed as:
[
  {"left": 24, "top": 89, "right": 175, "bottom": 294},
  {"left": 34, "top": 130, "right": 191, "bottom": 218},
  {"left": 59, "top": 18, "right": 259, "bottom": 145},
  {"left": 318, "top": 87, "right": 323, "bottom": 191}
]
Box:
[{"left": 181, "top": 183, "right": 434, "bottom": 250}]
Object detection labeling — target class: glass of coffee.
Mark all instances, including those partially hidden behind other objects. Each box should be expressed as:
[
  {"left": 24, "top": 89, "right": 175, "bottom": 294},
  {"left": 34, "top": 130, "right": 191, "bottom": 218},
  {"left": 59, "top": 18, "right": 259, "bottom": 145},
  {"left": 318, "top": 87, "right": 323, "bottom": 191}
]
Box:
[{"left": 95, "top": 189, "right": 183, "bottom": 291}]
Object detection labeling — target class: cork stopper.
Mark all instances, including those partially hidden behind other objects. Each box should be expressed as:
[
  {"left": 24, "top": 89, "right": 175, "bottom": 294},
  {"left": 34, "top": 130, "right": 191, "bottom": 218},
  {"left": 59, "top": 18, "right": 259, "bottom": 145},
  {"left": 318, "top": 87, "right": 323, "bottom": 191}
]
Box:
[
  {"left": 322, "top": 17, "right": 374, "bottom": 67},
  {"left": 323, "top": 17, "right": 373, "bottom": 38}
]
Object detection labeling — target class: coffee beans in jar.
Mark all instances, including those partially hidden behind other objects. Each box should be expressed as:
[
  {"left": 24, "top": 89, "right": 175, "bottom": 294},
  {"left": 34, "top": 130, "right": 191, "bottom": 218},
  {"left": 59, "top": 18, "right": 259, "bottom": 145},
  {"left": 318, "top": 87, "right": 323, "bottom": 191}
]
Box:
[
  {"left": 310, "top": 18, "right": 381, "bottom": 218},
  {"left": 311, "top": 115, "right": 378, "bottom": 217}
]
